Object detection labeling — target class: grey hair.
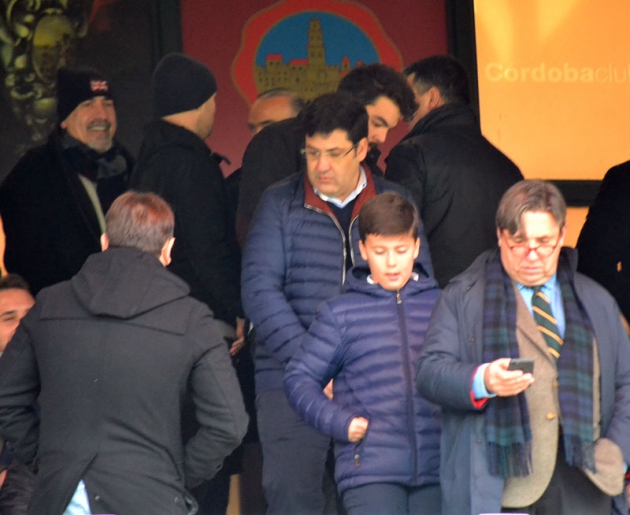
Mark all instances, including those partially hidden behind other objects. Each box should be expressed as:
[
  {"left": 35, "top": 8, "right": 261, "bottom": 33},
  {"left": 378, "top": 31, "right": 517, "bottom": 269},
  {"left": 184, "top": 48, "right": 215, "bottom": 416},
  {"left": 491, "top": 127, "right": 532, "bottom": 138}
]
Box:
[{"left": 496, "top": 180, "right": 566, "bottom": 235}]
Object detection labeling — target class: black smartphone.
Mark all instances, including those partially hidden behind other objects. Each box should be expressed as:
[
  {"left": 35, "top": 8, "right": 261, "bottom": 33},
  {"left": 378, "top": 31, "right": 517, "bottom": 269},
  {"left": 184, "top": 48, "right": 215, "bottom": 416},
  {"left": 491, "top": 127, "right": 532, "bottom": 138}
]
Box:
[{"left": 508, "top": 358, "right": 534, "bottom": 374}]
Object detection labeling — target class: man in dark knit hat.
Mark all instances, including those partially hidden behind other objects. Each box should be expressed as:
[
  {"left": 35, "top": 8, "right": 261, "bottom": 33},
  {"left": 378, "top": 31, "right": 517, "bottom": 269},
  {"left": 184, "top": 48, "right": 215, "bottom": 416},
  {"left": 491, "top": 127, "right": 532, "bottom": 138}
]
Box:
[
  {"left": 130, "top": 54, "right": 245, "bottom": 513},
  {"left": 0, "top": 68, "right": 133, "bottom": 295}
]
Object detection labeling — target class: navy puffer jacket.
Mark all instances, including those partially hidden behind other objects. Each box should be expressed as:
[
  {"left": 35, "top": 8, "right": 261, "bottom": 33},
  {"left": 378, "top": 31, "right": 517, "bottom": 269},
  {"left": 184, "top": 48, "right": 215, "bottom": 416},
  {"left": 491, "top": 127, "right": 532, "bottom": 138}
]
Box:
[
  {"left": 242, "top": 170, "right": 434, "bottom": 394},
  {"left": 284, "top": 265, "right": 441, "bottom": 494}
]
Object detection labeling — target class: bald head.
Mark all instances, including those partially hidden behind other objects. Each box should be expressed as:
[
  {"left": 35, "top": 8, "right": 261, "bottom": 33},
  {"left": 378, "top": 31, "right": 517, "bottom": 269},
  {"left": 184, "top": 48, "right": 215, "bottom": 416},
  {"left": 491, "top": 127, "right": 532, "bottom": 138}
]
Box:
[{"left": 248, "top": 89, "right": 303, "bottom": 135}]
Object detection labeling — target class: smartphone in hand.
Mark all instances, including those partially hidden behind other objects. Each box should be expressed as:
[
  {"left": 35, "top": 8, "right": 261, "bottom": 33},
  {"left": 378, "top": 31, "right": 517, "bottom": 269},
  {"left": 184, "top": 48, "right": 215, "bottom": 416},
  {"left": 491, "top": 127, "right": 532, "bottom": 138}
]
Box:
[{"left": 507, "top": 358, "right": 534, "bottom": 375}]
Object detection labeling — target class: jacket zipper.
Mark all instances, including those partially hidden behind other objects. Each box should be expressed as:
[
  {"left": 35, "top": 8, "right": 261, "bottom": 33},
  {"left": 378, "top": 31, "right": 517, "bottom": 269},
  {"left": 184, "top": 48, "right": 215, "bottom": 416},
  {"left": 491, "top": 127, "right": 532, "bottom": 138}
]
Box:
[
  {"left": 396, "top": 291, "right": 418, "bottom": 479},
  {"left": 304, "top": 204, "right": 357, "bottom": 284}
]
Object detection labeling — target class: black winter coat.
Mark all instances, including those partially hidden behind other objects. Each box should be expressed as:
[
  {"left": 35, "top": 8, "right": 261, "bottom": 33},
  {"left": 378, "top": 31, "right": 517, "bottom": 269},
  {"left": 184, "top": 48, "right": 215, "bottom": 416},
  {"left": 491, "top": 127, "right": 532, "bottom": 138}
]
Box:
[
  {"left": 130, "top": 120, "right": 243, "bottom": 324},
  {"left": 386, "top": 104, "right": 523, "bottom": 288},
  {"left": 576, "top": 161, "right": 630, "bottom": 321},
  {"left": 0, "top": 130, "right": 132, "bottom": 294},
  {"left": 0, "top": 248, "right": 248, "bottom": 515}
]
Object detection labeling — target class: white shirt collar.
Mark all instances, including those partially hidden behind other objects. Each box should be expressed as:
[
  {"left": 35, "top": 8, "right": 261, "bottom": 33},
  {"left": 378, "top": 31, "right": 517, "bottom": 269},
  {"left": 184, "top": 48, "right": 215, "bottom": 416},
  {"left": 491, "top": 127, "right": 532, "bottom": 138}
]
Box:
[{"left": 313, "top": 167, "right": 367, "bottom": 208}]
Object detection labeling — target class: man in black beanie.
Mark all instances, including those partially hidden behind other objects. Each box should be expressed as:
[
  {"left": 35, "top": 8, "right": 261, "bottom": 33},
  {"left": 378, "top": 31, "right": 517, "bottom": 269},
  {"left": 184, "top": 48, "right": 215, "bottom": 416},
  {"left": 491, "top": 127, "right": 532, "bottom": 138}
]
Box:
[
  {"left": 130, "top": 54, "right": 245, "bottom": 513},
  {"left": 0, "top": 68, "right": 133, "bottom": 295}
]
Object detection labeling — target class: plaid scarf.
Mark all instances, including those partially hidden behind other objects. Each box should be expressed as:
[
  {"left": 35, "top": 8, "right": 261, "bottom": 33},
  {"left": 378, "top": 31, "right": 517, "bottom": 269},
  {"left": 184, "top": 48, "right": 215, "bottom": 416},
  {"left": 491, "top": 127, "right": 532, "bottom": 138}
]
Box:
[{"left": 483, "top": 248, "right": 595, "bottom": 478}]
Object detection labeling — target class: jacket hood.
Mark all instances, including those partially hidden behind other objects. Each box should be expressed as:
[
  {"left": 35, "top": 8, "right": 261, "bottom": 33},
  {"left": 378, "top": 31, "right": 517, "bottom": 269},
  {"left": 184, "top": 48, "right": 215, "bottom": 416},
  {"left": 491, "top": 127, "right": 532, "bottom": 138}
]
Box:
[
  {"left": 71, "top": 248, "right": 190, "bottom": 319},
  {"left": 344, "top": 263, "right": 438, "bottom": 297}
]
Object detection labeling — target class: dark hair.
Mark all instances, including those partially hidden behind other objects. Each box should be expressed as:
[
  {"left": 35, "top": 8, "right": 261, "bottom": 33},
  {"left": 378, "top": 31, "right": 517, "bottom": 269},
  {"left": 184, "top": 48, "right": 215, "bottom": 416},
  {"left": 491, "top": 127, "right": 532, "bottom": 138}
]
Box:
[
  {"left": 338, "top": 63, "right": 418, "bottom": 122},
  {"left": 405, "top": 55, "right": 470, "bottom": 105},
  {"left": 496, "top": 180, "right": 567, "bottom": 235},
  {"left": 257, "top": 88, "right": 306, "bottom": 115},
  {"left": 105, "top": 191, "right": 175, "bottom": 256},
  {"left": 302, "top": 91, "right": 368, "bottom": 144},
  {"left": 0, "top": 274, "right": 30, "bottom": 293},
  {"left": 359, "top": 192, "right": 419, "bottom": 241}
]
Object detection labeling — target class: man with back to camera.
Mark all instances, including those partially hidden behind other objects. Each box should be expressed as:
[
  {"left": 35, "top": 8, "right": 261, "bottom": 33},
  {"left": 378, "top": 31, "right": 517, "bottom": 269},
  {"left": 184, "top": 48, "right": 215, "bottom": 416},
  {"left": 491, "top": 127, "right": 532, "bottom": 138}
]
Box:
[
  {"left": 236, "top": 63, "right": 419, "bottom": 247},
  {"left": 0, "top": 68, "right": 132, "bottom": 295},
  {"left": 242, "top": 91, "right": 432, "bottom": 514},
  {"left": 130, "top": 52, "right": 245, "bottom": 356},
  {"left": 0, "top": 191, "right": 248, "bottom": 515},
  {"left": 386, "top": 54, "right": 523, "bottom": 288},
  {"left": 416, "top": 180, "right": 630, "bottom": 515}
]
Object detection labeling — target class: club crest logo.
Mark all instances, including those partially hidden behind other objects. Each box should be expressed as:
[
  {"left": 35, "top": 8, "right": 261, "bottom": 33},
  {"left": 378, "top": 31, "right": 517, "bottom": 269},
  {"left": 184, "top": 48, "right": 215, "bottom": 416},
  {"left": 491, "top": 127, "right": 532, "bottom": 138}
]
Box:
[{"left": 232, "top": 0, "right": 402, "bottom": 103}]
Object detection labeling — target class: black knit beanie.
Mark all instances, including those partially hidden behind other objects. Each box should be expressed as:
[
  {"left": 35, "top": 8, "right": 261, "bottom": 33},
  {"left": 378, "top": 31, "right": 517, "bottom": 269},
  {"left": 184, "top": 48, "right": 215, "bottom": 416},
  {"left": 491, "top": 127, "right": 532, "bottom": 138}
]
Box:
[
  {"left": 152, "top": 53, "right": 218, "bottom": 118},
  {"left": 56, "top": 68, "right": 112, "bottom": 123}
]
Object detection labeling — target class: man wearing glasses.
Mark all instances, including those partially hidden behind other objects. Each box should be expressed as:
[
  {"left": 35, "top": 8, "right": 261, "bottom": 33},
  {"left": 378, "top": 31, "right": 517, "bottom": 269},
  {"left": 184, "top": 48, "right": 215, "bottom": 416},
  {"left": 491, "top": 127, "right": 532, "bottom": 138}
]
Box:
[
  {"left": 417, "top": 180, "right": 630, "bottom": 515},
  {"left": 242, "top": 91, "right": 432, "bottom": 514}
]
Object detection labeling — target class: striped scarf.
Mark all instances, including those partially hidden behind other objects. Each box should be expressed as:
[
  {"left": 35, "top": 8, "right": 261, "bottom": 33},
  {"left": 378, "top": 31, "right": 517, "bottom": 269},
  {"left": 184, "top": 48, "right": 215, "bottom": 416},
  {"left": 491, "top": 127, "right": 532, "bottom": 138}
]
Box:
[{"left": 483, "top": 248, "right": 595, "bottom": 478}]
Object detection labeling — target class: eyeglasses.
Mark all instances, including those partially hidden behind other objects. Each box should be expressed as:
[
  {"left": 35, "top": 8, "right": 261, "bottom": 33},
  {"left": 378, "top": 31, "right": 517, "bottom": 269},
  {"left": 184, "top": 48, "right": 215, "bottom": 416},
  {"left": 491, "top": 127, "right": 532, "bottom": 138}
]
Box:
[
  {"left": 504, "top": 235, "right": 561, "bottom": 259},
  {"left": 300, "top": 144, "right": 357, "bottom": 161}
]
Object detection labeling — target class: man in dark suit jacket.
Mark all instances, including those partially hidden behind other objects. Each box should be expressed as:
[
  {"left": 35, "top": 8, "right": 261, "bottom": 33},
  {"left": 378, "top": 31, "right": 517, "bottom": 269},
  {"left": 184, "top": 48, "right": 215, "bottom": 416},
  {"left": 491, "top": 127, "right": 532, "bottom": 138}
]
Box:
[{"left": 0, "top": 192, "right": 248, "bottom": 515}]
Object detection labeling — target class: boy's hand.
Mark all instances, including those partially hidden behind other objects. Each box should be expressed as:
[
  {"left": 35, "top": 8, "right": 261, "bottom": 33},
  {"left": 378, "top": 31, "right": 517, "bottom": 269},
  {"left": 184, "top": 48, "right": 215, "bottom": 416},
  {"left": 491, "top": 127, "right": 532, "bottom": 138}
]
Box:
[
  {"left": 348, "top": 417, "right": 369, "bottom": 442},
  {"left": 323, "top": 380, "right": 334, "bottom": 399}
]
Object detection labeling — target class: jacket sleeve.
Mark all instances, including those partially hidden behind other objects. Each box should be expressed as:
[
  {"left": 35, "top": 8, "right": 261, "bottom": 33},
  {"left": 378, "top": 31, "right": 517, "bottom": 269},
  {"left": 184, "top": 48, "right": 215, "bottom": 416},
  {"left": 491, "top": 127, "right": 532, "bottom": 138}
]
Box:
[
  {"left": 416, "top": 287, "right": 485, "bottom": 412},
  {"left": 241, "top": 189, "right": 309, "bottom": 367},
  {"left": 168, "top": 150, "right": 243, "bottom": 323},
  {"left": 576, "top": 164, "right": 630, "bottom": 320},
  {"left": 284, "top": 303, "right": 358, "bottom": 443},
  {"left": 385, "top": 142, "right": 426, "bottom": 217},
  {"left": 236, "top": 126, "right": 302, "bottom": 248},
  {"left": 184, "top": 307, "right": 248, "bottom": 488},
  {"left": 591, "top": 289, "right": 630, "bottom": 465},
  {"left": 0, "top": 320, "right": 41, "bottom": 468}
]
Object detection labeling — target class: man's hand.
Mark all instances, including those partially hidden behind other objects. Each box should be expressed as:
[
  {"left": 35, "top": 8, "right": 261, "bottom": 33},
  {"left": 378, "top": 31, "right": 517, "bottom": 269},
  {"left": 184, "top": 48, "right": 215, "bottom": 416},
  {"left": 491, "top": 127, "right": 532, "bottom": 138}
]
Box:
[
  {"left": 348, "top": 417, "right": 369, "bottom": 443},
  {"left": 484, "top": 357, "right": 534, "bottom": 397},
  {"left": 229, "top": 317, "right": 246, "bottom": 357}
]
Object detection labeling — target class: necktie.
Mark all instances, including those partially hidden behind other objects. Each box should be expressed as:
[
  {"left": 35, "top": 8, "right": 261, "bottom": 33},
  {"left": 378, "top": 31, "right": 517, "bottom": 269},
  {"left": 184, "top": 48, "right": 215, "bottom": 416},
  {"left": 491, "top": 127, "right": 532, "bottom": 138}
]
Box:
[{"left": 532, "top": 286, "right": 563, "bottom": 359}]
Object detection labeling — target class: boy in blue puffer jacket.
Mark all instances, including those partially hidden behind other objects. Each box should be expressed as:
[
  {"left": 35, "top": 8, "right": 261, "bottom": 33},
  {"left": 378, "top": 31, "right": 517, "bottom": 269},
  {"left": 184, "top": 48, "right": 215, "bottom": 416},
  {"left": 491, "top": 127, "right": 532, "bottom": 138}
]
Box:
[{"left": 284, "top": 192, "right": 442, "bottom": 515}]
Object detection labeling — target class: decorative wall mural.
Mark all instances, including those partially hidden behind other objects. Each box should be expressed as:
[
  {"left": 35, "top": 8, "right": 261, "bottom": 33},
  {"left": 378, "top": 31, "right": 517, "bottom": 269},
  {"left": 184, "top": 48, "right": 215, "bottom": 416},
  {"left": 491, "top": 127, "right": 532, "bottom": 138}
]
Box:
[
  {"left": 233, "top": 0, "right": 403, "bottom": 103},
  {"left": 0, "top": 0, "right": 95, "bottom": 147}
]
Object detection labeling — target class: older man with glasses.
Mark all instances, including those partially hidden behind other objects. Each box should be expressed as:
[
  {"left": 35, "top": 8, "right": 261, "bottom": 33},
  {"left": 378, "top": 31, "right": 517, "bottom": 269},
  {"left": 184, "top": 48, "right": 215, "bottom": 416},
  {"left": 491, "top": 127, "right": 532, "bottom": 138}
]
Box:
[
  {"left": 416, "top": 180, "right": 630, "bottom": 515},
  {"left": 242, "top": 91, "right": 432, "bottom": 515}
]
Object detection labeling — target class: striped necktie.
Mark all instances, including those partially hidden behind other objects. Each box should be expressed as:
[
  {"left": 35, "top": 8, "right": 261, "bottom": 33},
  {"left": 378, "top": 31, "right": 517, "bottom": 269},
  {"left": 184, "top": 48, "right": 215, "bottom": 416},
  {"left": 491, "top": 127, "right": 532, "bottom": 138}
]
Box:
[{"left": 532, "top": 286, "right": 563, "bottom": 359}]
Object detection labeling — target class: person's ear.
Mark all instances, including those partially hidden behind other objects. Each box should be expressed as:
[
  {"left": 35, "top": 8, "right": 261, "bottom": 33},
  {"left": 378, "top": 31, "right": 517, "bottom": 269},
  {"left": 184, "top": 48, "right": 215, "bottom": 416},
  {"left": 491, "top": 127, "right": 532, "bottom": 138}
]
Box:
[
  {"left": 413, "top": 238, "right": 420, "bottom": 259},
  {"left": 355, "top": 137, "right": 369, "bottom": 162},
  {"left": 159, "top": 237, "right": 175, "bottom": 266},
  {"left": 427, "top": 86, "right": 444, "bottom": 109},
  {"left": 100, "top": 233, "right": 109, "bottom": 251},
  {"left": 359, "top": 239, "right": 368, "bottom": 261}
]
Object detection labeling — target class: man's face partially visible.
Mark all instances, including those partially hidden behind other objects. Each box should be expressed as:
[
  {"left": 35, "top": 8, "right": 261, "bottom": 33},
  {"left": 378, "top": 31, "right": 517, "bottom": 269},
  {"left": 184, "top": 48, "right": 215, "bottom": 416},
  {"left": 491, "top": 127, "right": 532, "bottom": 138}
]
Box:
[
  {"left": 498, "top": 211, "right": 566, "bottom": 287},
  {"left": 61, "top": 96, "right": 117, "bottom": 153},
  {"left": 305, "top": 129, "right": 368, "bottom": 201},
  {"left": 198, "top": 94, "right": 217, "bottom": 140},
  {"left": 407, "top": 74, "right": 432, "bottom": 127},
  {"left": 359, "top": 232, "right": 420, "bottom": 292},
  {"left": 248, "top": 96, "right": 297, "bottom": 135},
  {"left": 0, "top": 289, "right": 34, "bottom": 352},
  {"left": 365, "top": 96, "right": 401, "bottom": 148}
]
